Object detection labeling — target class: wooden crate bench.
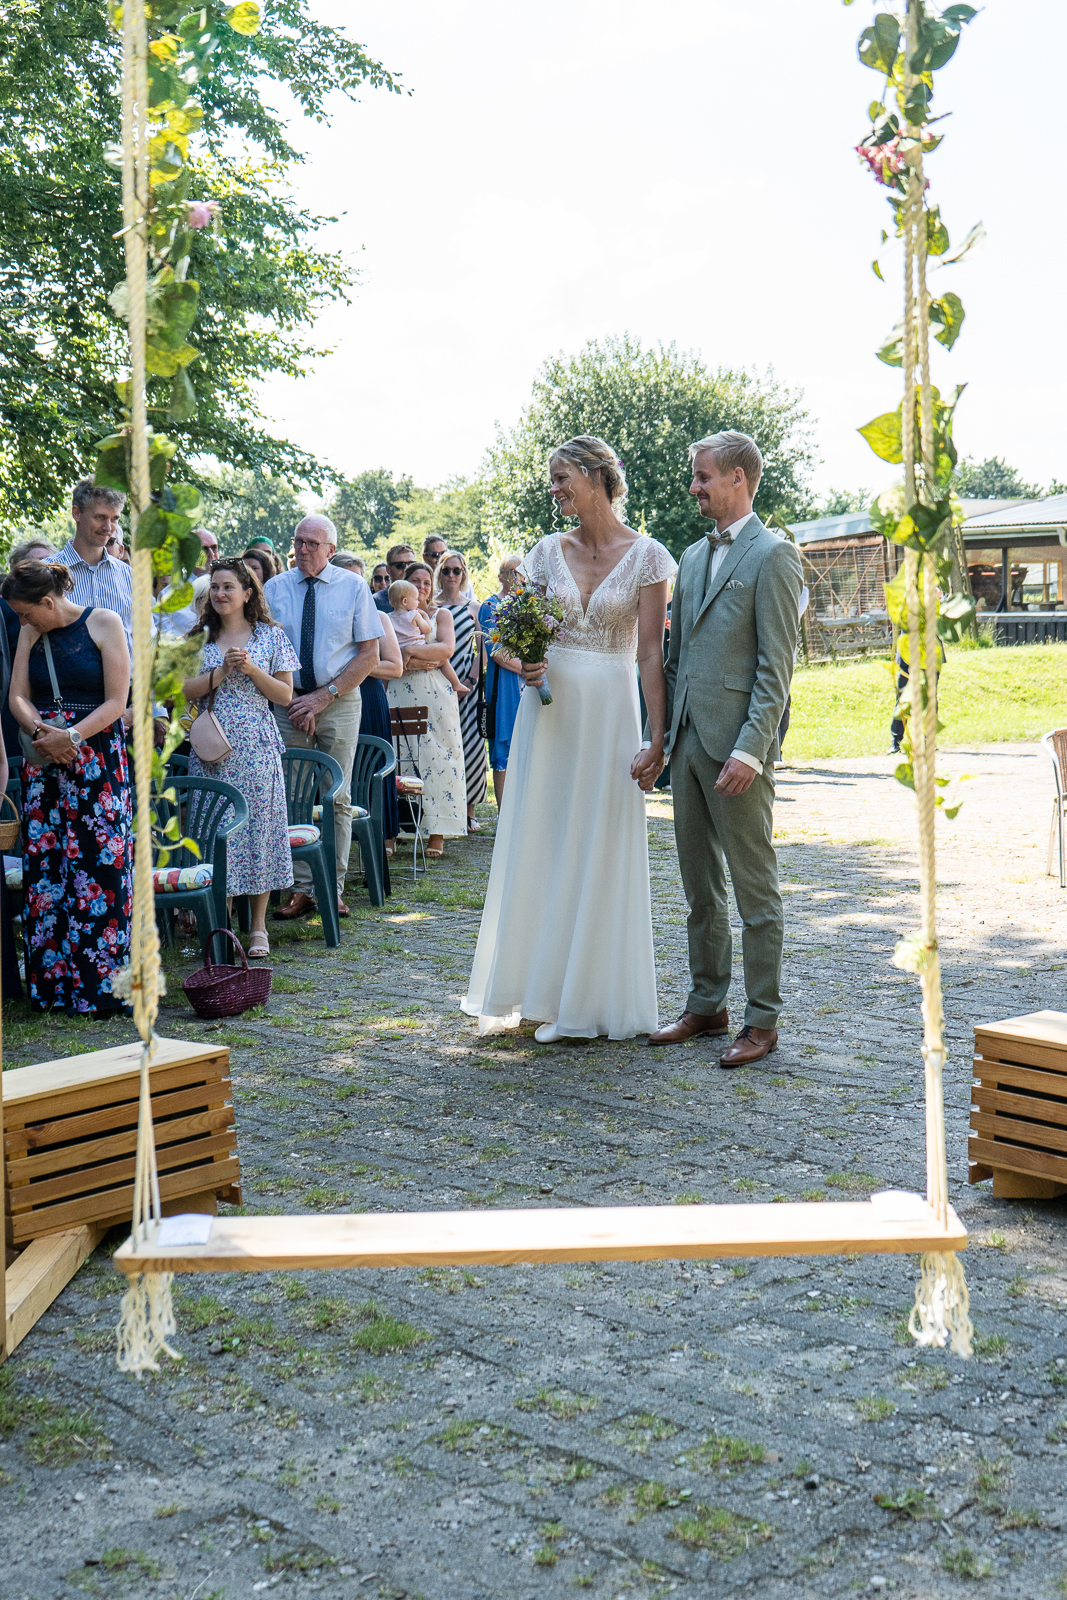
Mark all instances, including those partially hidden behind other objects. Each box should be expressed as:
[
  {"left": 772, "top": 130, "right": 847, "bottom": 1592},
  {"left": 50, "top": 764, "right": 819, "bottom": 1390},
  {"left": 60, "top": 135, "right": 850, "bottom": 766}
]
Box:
[
  {"left": 969, "top": 1010, "right": 1067, "bottom": 1200},
  {"left": 3, "top": 1038, "right": 241, "bottom": 1248}
]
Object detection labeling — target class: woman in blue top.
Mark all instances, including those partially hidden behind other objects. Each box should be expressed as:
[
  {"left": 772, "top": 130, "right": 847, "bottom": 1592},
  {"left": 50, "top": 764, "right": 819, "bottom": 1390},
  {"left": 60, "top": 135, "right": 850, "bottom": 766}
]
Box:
[{"left": 478, "top": 554, "right": 525, "bottom": 809}]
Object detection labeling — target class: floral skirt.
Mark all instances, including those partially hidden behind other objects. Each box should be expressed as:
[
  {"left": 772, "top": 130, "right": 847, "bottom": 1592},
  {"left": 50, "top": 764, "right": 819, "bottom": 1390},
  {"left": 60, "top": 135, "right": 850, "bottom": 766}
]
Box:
[{"left": 22, "top": 715, "right": 133, "bottom": 1015}]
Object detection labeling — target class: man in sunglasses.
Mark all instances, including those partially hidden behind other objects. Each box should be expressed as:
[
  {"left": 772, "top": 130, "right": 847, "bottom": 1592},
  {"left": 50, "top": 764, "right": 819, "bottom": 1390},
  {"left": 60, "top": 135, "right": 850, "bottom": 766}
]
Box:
[{"left": 374, "top": 544, "right": 416, "bottom": 613}]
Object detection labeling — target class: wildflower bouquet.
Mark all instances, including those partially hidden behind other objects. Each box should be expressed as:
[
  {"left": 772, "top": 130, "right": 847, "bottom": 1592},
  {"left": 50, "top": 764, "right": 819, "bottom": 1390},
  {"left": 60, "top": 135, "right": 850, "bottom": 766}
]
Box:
[{"left": 490, "top": 579, "right": 566, "bottom": 705}]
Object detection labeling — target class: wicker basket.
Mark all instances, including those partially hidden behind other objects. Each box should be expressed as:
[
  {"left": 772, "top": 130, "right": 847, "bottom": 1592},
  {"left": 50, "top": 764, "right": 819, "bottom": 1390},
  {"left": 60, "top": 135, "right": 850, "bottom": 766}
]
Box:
[
  {"left": 0, "top": 792, "right": 20, "bottom": 851},
  {"left": 182, "top": 928, "right": 271, "bottom": 1019}
]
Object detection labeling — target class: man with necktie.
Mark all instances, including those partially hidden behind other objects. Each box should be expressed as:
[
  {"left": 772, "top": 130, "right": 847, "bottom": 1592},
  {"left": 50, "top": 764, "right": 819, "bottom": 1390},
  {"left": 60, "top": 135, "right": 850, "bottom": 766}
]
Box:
[
  {"left": 643, "top": 432, "right": 803, "bottom": 1066},
  {"left": 265, "top": 515, "right": 383, "bottom": 920}
]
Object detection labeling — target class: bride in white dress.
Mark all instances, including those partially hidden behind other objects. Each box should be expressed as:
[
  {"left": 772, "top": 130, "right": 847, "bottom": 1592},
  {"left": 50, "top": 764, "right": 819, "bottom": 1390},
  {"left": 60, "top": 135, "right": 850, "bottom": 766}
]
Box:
[{"left": 462, "top": 435, "right": 676, "bottom": 1041}]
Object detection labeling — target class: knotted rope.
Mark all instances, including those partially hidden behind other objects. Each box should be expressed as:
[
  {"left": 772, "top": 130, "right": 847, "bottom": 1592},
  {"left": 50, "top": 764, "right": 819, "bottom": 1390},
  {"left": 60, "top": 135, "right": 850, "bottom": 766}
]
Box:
[
  {"left": 114, "top": 2, "right": 180, "bottom": 1374},
  {"left": 892, "top": 0, "right": 971, "bottom": 1359}
]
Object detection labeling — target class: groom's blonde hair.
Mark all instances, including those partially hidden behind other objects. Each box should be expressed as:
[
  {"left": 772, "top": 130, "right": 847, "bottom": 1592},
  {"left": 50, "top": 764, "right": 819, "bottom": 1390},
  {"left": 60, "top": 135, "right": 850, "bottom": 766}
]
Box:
[{"left": 689, "top": 430, "right": 763, "bottom": 493}]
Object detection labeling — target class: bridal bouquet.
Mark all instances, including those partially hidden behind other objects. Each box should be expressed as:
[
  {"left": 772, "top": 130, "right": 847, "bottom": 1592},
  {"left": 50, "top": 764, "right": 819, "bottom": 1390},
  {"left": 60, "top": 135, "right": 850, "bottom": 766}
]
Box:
[{"left": 489, "top": 579, "right": 566, "bottom": 705}]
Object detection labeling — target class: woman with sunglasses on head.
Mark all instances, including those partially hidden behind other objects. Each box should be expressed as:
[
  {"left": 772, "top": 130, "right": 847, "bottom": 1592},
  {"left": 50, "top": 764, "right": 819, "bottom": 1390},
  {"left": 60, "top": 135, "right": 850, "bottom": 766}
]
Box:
[
  {"left": 435, "top": 551, "right": 487, "bottom": 831},
  {"left": 182, "top": 558, "right": 300, "bottom": 958}
]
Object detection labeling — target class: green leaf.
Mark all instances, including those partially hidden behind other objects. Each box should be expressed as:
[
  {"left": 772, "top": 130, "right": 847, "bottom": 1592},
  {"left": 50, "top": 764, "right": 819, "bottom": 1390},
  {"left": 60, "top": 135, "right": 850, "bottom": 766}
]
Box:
[
  {"left": 895, "top": 759, "right": 915, "bottom": 792},
  {"left": 937, "top": 220, "right": 984, "bottom": 266},
  {"left": 925, "top": 207, "right": 949, "bottom": 256},
  {"left": 858, "top": 408, "right": 903, "bottom": 464},
  {"left": 876, "top": 321, "right": 904, "bottom": 367},
  {"left": 858, "top": 13, "right": 900, "bottom": 75},
  {"left": 171, "top": 483, "right": 204, "bottom": 518},
  {"left": 179, "top": 530, "right": 205, "bottom": 570},
  {"left": 226, "top": 2, "right": 262, "bottom": 35},
  {"left": 912, "top": 6, "right": 977, "bottom": 73},
  {"left": 94, "top": 433, "right": 129, "bottom": 492},
  {"left": 868, "top": 100, "right": 885, "bottom": 122},
  {"left": 134, "top": 505, "right": 170, "bottom": 550},
  {"left": 929, "top": 291, "right": 965, "bottom": 350},
  {"left": 168, "top": 367, "right": 198, "bottom": 421},
  {"left": 903, "top": 80, "right": 932, "bottom": 125},
  {"left": 145, "top": 339, "right": 199, "bottom": 378},
  {"left": 158, "top": 578, "right": 194, "bottom": 613},
  {"left": 151, "top": 279, "right": 200, "bottom": 350},
  {"left": 872, "top": 258, "right": 884, "bottom": 282}
]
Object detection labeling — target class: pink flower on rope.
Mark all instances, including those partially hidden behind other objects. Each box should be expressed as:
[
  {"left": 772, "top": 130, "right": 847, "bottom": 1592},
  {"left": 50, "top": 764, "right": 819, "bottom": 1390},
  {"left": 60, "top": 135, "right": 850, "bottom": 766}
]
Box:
[
  {"left": 855, "top": 137, "right": 905, "bottom": 186},
  {"left": 187, "top": 201, "right": 220, "bottom": 229}
]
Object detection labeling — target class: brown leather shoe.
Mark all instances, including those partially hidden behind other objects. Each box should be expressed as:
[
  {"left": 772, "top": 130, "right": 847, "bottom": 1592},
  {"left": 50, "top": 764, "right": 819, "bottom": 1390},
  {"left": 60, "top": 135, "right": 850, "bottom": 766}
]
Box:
[
  {"left": 720, "top": 1025, "right": 778, "bottom": 1069},
  {"left": 647, "top": 1008, "right": 729, "bottom": 1046},
  {"left": 273, "top": 890, "right": 316, "bottom": 921},
  {"left": 337, "top": 898, "right": 350, "bottom": 918}
]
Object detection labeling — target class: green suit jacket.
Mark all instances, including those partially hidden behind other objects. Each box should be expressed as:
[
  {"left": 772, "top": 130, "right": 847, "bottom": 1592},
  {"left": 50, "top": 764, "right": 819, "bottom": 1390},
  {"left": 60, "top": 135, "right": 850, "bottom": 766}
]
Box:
[{"left": 664, "top": 514, "right": 803, "bottom": 767}]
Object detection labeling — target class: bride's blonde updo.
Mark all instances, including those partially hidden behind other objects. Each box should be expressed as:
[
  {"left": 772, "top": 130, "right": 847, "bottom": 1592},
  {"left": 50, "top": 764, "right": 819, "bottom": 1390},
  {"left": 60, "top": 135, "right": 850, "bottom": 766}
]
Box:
[{"left": 548, "top": 435, "right": 628, "bottom": 515}]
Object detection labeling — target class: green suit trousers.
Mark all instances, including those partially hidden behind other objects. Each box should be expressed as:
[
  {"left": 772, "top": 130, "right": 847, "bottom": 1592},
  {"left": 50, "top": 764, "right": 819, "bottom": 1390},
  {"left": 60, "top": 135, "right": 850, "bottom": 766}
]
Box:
[{"left": 671, "top": 719, "right": 784, "bottom": 1030}]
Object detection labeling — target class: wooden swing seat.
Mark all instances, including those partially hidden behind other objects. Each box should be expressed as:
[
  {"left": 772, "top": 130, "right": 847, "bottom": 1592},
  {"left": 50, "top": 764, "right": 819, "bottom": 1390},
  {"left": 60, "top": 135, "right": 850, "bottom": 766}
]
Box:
[{"left": 113, "top": 1197, "right": 966, "bottom": 1277}]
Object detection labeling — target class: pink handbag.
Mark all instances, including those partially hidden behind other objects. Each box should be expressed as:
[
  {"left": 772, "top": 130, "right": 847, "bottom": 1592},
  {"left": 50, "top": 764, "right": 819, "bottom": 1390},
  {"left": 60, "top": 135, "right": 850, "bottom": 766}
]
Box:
[{"left": 188, "top": 667, "right": 232, "bottom": 764}]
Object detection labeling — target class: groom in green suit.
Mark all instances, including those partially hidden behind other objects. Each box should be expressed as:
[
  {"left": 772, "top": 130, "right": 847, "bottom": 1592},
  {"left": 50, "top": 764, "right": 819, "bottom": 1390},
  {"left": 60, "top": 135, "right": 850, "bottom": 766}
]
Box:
[{"left": 645, "top": 431, "right": 803, "bottom": 1066}]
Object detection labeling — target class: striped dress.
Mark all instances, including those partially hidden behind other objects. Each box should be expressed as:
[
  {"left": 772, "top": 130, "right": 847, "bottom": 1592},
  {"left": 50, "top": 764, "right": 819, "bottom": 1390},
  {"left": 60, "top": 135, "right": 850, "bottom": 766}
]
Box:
[{"left": 444, "top": 601, "right": 488, "bottom": 809}]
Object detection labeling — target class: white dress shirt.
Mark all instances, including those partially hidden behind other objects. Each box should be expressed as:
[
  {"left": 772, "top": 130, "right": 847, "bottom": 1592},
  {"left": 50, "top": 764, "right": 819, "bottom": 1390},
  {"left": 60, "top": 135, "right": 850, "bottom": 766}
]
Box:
[
  {"left": 706, "top": 514, "right": 764, "bottom": 776},
  {"left": 264, "top": 562, "right": 383, "bottom": 691},
  {"left": 54, "top": 542, "right": 133, "bottom": 640}
]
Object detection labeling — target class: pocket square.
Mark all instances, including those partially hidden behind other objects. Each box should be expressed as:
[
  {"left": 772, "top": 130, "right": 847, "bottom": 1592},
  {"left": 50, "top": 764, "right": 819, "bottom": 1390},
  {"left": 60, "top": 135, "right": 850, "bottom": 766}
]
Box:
[{"left": 724, "top": 580, "right": 746, "bottom": 589}]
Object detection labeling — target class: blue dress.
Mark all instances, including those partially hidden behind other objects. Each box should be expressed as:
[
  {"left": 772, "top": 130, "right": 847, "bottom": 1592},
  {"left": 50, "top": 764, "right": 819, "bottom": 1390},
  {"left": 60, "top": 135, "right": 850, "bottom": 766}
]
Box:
[
  {"left": 357, "top": 676, "right": 400, "bottom": 841},
  {"left": 479, "top": 597, "right": 523, "bottom": 771},
  {"left": 22, "top": 608, "right": 132, "bottom": 1015}
]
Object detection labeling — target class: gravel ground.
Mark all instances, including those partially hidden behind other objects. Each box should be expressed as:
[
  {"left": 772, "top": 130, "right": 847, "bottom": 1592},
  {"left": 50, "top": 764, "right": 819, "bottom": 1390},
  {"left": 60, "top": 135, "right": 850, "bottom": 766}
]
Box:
[{"left": 2, "top": 741, "right": 1066, "bottom": 1600}]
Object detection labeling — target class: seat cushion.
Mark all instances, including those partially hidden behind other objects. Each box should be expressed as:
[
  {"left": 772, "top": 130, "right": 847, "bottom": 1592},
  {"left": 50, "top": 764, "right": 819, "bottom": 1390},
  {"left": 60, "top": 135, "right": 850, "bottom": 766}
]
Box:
[
  {"left": 396, "top": 775, "right": 424, "bottom": 796},
  {"left": 351, "top": 805, "right": 370, "bottom": 820},
  {"left": 288, "top": 824, "right": 321, "bottom": 848},
  {"left": 153, "top": 864, "right": 213, "bottom": 893}
]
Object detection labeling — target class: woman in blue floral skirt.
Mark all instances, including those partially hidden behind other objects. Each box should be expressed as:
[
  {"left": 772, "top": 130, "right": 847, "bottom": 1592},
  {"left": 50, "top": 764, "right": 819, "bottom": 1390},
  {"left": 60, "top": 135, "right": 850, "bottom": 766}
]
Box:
[{"left": 4, "top": 561, "right": 132, "bottom": 1015}]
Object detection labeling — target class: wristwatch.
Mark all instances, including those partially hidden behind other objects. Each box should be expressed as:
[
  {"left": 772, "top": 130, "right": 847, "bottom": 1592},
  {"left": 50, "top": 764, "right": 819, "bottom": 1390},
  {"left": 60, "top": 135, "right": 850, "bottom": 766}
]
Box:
[
  {"left": 68, "top": 728, "right": 82, "bottom": 748},
  {"left": 326, "top": 682, "right": 339, "bottom": 699}
]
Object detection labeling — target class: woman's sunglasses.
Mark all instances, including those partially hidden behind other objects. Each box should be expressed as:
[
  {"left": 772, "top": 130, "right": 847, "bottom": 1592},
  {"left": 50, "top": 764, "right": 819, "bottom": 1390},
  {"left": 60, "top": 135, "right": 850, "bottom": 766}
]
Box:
[{"left": 440, "top": 566, "right": 464, "bottom": 577}]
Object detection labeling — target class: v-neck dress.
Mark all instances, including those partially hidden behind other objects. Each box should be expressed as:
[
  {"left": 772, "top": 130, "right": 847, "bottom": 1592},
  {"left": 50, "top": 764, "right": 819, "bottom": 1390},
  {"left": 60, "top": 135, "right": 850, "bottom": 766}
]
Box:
[{"left": 462, "top": 532, "right": 676, "bottom": 1040}]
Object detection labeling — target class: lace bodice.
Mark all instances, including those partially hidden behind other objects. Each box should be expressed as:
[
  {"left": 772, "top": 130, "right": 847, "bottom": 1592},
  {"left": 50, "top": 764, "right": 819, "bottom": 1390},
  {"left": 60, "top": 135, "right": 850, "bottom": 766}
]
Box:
[{"left": 520, "top": 534, "right": 676, "bottom": 656}]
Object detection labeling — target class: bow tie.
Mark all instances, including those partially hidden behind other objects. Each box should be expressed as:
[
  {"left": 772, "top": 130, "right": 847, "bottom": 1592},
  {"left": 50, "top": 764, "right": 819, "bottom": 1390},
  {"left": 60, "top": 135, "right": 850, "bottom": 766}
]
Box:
[{"left": 706, "top": 531, "right": 734, "bottom": 548}]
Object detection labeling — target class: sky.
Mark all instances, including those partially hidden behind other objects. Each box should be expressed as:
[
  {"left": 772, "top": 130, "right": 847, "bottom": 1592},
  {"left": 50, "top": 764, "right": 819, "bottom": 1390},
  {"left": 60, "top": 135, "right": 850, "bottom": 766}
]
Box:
[{"left": 256, "top": 0, "right": 1066, "bottom": 503}]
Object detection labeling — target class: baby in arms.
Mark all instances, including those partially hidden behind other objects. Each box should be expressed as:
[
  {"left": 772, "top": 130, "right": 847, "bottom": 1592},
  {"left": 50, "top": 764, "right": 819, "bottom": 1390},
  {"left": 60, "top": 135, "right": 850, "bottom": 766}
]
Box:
[{"left": 389, "top": 580, "right": 469, "bottom": 697}]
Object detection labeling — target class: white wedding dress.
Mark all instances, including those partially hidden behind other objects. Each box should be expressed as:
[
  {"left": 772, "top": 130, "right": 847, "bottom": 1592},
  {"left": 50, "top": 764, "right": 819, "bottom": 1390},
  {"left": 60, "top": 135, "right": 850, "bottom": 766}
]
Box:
[{"left": 462, "top": 532, "right": 676, "bottom": 1041}]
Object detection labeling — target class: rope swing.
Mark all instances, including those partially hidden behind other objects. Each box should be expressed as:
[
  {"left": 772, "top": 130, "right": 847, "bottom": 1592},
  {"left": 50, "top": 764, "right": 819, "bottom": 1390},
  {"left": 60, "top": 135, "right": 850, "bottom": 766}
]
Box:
[{"left": 110, "top": 0, "right": 973, "bottom": 1369}]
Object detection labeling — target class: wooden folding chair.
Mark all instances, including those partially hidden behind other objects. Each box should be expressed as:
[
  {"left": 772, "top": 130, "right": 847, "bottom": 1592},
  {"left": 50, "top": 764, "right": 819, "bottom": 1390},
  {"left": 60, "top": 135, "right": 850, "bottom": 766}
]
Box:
[{"left": 389, "top": 706, "right": 429, "bottom": 878}]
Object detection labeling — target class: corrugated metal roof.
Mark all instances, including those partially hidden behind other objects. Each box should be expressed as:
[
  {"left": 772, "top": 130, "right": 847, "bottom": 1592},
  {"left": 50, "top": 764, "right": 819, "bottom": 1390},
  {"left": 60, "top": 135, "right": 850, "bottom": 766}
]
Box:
[
  {"left": 789, "top": 512, "right": 873, "bottom": 546},
  {"left": 961, "top": 493, "right": 1067, "bottom": 536}
]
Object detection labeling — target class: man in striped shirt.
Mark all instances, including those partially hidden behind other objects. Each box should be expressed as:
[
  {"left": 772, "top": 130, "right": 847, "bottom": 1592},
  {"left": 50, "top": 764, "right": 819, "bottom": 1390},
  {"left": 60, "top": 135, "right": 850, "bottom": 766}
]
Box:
[{"left": 54, "top": 479, "right": 133, "bottom": 639}]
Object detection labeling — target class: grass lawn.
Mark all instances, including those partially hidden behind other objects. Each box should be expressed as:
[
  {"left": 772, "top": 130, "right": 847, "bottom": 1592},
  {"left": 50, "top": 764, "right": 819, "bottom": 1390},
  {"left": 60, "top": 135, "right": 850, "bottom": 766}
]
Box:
[{"left": 787, "top": 642, "right": 1067, "bottom": 759}]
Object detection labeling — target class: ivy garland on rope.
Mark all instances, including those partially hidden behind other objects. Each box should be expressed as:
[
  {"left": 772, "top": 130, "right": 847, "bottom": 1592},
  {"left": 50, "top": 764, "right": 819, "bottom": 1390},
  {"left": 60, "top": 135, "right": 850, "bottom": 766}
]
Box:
[
  {"left": 850, "top": 0, "right": 978, "bottom": 1357},
  {"left": 104, "top": 0, "right": 260, "bottom": 1371}
]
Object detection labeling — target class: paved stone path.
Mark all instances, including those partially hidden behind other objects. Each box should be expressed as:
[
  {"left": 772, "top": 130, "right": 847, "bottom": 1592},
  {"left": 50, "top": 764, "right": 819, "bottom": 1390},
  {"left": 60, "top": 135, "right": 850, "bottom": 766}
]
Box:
[{"left": 2, "top": 743, "right": 1066, "bottom": 1600}]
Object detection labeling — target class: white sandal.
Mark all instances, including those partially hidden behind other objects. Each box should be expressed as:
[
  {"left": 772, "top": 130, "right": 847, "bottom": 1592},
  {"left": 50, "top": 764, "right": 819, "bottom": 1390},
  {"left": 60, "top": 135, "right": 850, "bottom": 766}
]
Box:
[{"left": 248, "top": 932, "right": 270, "bottom": 959}]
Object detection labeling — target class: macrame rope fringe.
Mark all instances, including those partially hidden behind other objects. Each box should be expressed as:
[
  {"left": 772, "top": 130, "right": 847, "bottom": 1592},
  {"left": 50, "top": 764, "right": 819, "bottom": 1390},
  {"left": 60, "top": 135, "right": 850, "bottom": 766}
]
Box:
[{"left": 909, "top": 1251, "right": 973, "bottom": 1358}]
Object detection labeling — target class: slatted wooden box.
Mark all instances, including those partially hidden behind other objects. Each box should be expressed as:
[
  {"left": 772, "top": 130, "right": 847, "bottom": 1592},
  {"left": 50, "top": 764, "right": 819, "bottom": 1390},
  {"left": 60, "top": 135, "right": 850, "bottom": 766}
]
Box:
[
  {"left": 969, "top": 1010, "right": 1067, "bottom": 1200},
  {"left": 3, "top": 1038, "right": 241, "bottom": 1248}
]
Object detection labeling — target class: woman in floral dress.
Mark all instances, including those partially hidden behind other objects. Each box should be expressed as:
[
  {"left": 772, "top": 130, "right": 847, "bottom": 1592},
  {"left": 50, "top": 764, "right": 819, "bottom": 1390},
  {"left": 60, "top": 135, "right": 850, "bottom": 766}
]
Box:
[
  {"left": 4, "top": 560, "right": 132, "bottom": 1015},
  {"left": 385, "top": 561, "right": 465, "bottom": 858},
  {"left": 183, "top": 559, "right": 300, "bottom": 956}
]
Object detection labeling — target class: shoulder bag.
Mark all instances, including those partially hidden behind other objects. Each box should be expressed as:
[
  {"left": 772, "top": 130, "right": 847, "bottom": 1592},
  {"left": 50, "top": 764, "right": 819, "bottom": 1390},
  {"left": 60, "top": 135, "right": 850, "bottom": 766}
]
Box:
[
  {"left": 19, "top": 633, "right": 68, "bottom": 767},
  {"left": 188, "top": 667, "right": 233, "bottom": 764}
]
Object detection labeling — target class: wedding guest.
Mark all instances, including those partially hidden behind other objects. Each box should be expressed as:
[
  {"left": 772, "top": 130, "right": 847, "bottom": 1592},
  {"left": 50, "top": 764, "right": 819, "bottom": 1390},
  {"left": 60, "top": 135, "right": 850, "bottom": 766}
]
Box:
[
  {"left": 390, "top": 579, "right": 468, "bottom": 697},
  {"left": 4, "top": 560, "right": 132, "bottom": 1015},
  {"left": 332, "top": 551, "right": 365, "bottom": 577},
  {"left": 370, "top": 563, "right": 390, "bottom": 594},
  {"left": 183, "top": 559, "right": 300, "bottom": 958},
  {"left": 106, "top": 533, "right": 130, "bottom": 564},
  {"left": 159, "top": 527, "right": 220, "bottom": 636},
  {"left": 435, "top": 551, "right": 487, "bottom": 830},
  {"left": 358, "top": 609, "right": 402, "bottom": 855},
  {"left": 54, "top": 479, "right": 132, "bottom": 640},
  {"left": 241, "top": 547, "right": 276, "bottom": 589},
  {"left": 478, "top": 553, "right": 525, "bottom": 808},
  {"left": 265, "top": 515, "right": 383, "bottom": 920},
  {"left": 386, "top": 562, "right": 465, "bottom": 858},
  {"left": 2, "top": 536, "right": 57, "bottom": 759},
  {"left": 422, "top": 537, "right": 447, "bottom": 576},
  {"left": 374, "top": 544, "right": 416, "bottom": 612}
]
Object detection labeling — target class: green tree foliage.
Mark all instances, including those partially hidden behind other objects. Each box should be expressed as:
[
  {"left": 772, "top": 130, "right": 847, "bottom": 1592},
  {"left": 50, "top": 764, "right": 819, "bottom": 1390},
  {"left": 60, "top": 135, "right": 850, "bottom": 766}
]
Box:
[
  {"left": 392, "top": 480, "right": 490, "bottom": 555},
  {"left": 327, "top": 468, "right": 414, "bottom": 549},
  {"left": 807, "top": 487, "right": 872, "bottom": 519},
  {"left": 483, "top": 337, "right": 816, "bottom": 559},
  {"left": 199, "top": 466, "right": 305, "bottom": 554},
  {"left": 0, "top": 0, "right": 399, "bottom": 533},
  {"left": 951, "top": 457, "right": 1041, "bottom": 500}
]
